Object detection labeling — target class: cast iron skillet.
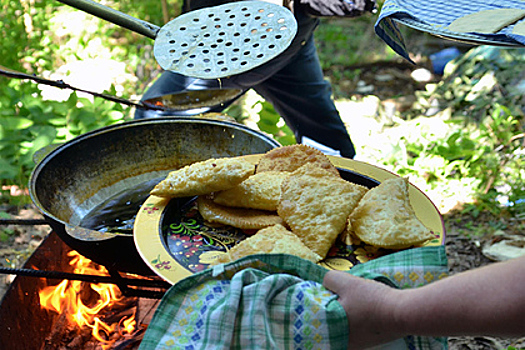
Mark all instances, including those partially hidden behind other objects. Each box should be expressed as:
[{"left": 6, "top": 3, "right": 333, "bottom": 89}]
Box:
[{"left": 29, "top": 118, "right": 280, "bottom": 275}]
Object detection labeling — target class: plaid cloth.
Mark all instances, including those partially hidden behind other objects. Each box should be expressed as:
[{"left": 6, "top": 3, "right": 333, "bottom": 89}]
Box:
[
  {"left": 374, "top": 0, "right": 525, "bottom": 61},
  {"left": 139, "top": 246, "right": 449, "bottom": 350}
]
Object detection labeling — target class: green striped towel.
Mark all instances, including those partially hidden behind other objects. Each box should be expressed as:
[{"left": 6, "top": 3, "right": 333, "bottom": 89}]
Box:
[{"left": 139, "top": 246, "right": 449, "bottom": 350}]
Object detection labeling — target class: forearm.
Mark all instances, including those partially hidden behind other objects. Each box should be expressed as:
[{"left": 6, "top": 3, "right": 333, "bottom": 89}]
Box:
[
  {"left": 393, "top": 255, "right": 525, "bottom": 338},
  {"left": 324, "top": 255, "right": 525, "bottom": 349}
]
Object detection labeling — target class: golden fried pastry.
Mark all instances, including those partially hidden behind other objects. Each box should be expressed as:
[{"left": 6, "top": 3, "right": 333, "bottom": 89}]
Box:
[
  {"left": 278, "top": 164, "right": 368, "bottom": 258},
  {"left": 256, "top": 144, "right": 340, "bottom": 177},
  {"left": 197, "top": 196, "right": 284, "bottom": 230},
  {"left": 341, "top": 218, "right": 363, "bottom": 246},
  {"left": 213, "top": 171, "right": 288, "bottom": 211},
  {"left": 447, "top": 9, "right": 525, "bottom": 34},
  {"left": 213, "top": 224, "right": 322, "bottom": 264},
  {"left": 348, "top": 177, "right": 435, "bottom": 249},
  {"left": 150, "top": 157, "right": 255, "bottom": 198}
]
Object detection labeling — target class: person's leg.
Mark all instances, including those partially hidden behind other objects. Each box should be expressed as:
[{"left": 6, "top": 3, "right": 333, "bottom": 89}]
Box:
[{"left": 252, "top": 36, "right": 356, "bottom": 158}]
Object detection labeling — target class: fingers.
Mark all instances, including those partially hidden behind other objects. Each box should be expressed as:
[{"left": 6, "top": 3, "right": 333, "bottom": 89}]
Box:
[
  {"left": 323, "top": 270, "right": 362, "bottom": 294},
  {"left": 323, "top": 270, "right": 366, "bottom": 298},
  {"left": 322, "top": 270, "right": 344, "bottom": 293},
  {"left": 323, "top": 270, "right": 395, "bottom": 303}
]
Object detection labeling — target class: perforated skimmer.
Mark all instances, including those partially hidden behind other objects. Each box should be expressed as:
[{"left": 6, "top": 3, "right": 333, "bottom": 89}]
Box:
[
  {"left": 154, "top": 1, "right": 297, "bottom": 79},
  {"left": 57, "top": 0, "right": 298, "bottom": 79}
]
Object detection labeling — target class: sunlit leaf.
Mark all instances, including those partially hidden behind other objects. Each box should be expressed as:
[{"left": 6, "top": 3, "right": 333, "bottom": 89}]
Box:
[{"left": 0, "top": 116, "right": 33, "bottom": 130}]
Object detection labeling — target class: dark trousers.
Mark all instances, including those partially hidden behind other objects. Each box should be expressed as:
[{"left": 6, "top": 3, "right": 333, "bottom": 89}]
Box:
[{"left": 135, "top": 35, "right": 356, "bottom": 158}]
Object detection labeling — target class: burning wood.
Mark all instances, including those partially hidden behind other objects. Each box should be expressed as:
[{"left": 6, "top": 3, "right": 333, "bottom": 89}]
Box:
[{"left": 38, "top": 251, "right": 142, "bottom": 349}]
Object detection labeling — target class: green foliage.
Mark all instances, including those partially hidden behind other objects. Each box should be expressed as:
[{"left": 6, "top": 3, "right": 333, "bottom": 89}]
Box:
[
  {"left": 314, "top": 1, "right": 392, "bottom": 69},
  {"left": 0, "top": 0, "right": 65, "bottom": 74},
  {"left": 255, "top": 101, "right": 296, "bottom": 146},
  {"left": 0, "top": 229, "right": 15, "bottom": 243},
  {"left": 0, "top": 1, "right": 28, "bottom": 71},
  {"left": 0, "top": 0, "right": 156, "bottom": 188},
  {"left": 382, "top": 46, "right": 525, "bottom": 217},
  {"left": 0, "top": 80, "right": 129, "bottom": 187},
  {"left": 0, "top": 212, "right": 15, "bottom": 243},
  {"left": 418, "top": 46, "right": 525, "bottom": 122}
]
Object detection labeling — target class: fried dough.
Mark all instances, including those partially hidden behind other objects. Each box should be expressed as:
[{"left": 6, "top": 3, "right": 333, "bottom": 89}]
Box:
[
  {"left": 447, "top": 9, "right": 525, "bottom": 34},
  {"left": 213, "top": 224, "right": 322, "bottom": 264},
  {"left": 278, "top": 164, "right": 368, "bottom": 258},
  {"left": 197, "top": 196, "right": 284, "bottom": 230},
  {"left": 150, "top": 157, "right": 255, "bottom": 198},
  {"left": 348, "top": 177, "right": 435, "bottom": 249},
  {"left": 213, "top": 171, "right": 288, "bottom": 211},
  {"left": 256, "top": 144, "right": 340, "bottom": 177}
]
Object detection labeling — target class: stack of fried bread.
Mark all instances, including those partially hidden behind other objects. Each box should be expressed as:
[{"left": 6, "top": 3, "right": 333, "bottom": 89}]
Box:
[{"left": 150, "top": 144, "right": 435, "bottom": 265}]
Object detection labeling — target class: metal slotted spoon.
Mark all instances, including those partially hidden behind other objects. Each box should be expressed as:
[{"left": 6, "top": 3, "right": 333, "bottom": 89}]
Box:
[
  {"left": 56, "top": 0, "right": 298, "bottom": 79},
  {"left": 154, "top": 1, "right": 298, "bottom": 79}
]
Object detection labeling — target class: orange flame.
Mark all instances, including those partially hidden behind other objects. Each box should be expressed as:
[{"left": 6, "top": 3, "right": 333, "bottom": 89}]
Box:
[{"left": 39, "top": 251, "right": 136, "bottom": 348}]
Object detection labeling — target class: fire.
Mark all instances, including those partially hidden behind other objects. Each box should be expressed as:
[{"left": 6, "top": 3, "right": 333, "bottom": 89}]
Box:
[{"left": 39, "top": 251, "right": 136, "bottom": 348}]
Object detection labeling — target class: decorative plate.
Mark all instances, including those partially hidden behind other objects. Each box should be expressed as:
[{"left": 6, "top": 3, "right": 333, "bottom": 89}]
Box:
[{"left": 134, "top": 156, "right": 445, "bottom": 284}]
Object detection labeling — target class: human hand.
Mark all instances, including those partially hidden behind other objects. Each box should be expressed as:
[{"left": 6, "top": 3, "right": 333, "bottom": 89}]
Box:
[{"left": 323, "top": 270, "right": 406, "bottom": 350}]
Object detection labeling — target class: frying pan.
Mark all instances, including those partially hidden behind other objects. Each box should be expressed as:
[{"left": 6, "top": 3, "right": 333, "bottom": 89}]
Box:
[
  {"left": 56, "top": 0, "right": 298, "bottom": 79},
  {"left": 29, "top": 118, "right": 280, "bottom": 275}
]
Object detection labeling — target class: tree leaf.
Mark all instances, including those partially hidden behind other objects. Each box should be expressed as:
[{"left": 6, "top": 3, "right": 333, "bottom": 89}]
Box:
[{"left": 0, "top": 116, "right": 33, "bottom": 130}]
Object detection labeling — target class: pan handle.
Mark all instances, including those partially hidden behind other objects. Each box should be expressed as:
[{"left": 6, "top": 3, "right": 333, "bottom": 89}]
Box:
[{"left": 55, "top": 0, "right": 160, "bottom": 39}]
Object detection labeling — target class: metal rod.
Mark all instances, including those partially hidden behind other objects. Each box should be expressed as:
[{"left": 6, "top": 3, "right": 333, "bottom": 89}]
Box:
[
  {"left": 0, "top": 266, "right": 170, "bottom": 289},
  {"left": 55, "top": 0, "right": 160, "bottom": 39},
  {"left": 0, "top": 66, "right": 162, "bottom": 111},
  {"left": 0, "top": 218, "right": 48, "bottom": 225}
]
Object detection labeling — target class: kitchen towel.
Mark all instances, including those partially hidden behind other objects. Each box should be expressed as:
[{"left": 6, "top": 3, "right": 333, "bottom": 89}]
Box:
[
  {"left": 374, "top": 0, "right": 525, "bottom": 62},
  {"left": 139, "top": 246, "right": 449, "bottom": 350}
]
